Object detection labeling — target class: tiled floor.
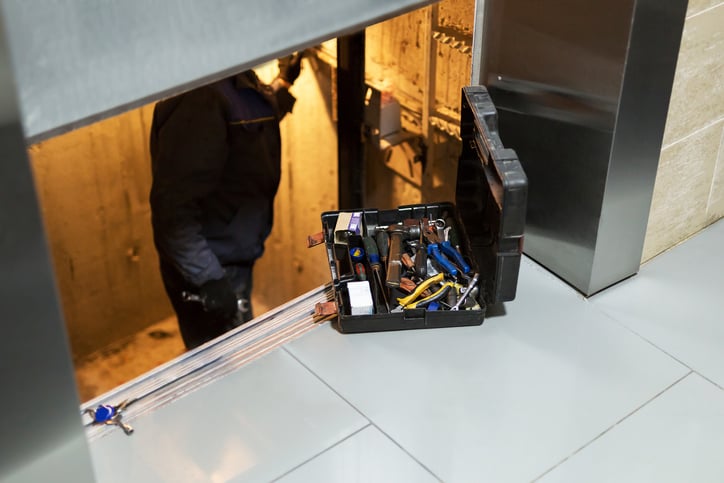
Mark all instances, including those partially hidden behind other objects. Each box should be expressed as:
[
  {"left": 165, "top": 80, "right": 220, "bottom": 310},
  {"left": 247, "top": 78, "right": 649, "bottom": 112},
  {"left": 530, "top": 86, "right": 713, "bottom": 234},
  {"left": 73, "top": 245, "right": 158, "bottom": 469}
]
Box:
[{"left": 87, "top": 219, "right": 724, "bottom": 482}]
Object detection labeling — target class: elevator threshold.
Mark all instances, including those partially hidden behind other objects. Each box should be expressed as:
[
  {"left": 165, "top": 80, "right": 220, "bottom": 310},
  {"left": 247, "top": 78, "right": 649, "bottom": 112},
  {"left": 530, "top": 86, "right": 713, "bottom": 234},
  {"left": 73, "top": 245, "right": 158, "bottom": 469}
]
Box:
[{"left": 80, "top": 284, "right": 335, "bottom": 441}]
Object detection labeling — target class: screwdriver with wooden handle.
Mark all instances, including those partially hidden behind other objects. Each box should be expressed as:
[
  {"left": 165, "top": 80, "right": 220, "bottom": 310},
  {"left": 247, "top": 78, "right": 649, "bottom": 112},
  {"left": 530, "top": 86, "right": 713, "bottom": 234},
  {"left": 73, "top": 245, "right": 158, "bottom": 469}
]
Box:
[{"left": 363, "top": 236, "right": 391, "bottom": 312}]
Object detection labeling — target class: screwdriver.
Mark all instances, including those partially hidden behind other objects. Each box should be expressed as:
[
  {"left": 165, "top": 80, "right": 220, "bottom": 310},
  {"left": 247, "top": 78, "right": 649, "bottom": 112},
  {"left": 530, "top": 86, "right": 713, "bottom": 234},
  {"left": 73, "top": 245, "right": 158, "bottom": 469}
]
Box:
[
  {"left": 375, "top": 231, "right": 389, "bottom": 268},
  {"left": 363, "top": 236, "right": 391, "bottom": 312},
  {"left": 354, "top": 262, "right": 367, "bottom": 281}
]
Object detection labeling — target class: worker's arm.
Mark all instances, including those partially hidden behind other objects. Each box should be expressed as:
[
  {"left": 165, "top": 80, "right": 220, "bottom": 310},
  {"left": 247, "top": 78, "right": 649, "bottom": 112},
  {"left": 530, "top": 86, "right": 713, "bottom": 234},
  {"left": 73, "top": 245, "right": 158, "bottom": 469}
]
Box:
[
  {"left": 270, "top": 52, "right": 304, "bottom": 119},
  {"left": 149, "top": 86, "right": 229, "bottom": 288}
]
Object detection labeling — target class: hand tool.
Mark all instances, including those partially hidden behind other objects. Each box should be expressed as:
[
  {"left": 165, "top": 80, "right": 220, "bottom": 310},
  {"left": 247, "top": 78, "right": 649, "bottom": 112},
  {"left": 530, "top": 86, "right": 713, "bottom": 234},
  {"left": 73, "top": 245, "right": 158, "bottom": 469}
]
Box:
[
  {"left": 432, "top": 218, "right": 446, "bottom": 241},
  {"left": 354, "top": 262, "right": 367, "bottom": 280},
  {"left": 451, "top": 272, "right": 479, "bottom": 310},
  {"left": 412, "top": 220, "right": 427, "bottom": 278},
  {"left": 422, "top": 224, "right": 471, "bottom": 277},
  {"left": 349, "top": 246, "right": 365, "bottom": 263},
  {"left": 405, "top": 281, "right": 462, "bottom": 309},
  {"left": 181, "top": 291, "right": 250, "bottom": 321},
  {"left": 447, "top": 282, "right": 459, "bottom": 307},
  {"left": 375, "top": 230, "right": 389, "bottom": 267},
  {"left": 363, "top": 236, "right": 391, "bottom": 312},
  {"left": 399, "top": 277, "right": 417, "bottom": 293},
  {"left": 396, "top": 272, "right": 444, "bottom": 307},
  {"left": 401, "top": 253, "right": 415, "bottom": 271},
  {"left": 442, "top": 218, "right": 470, "bottom": 274},
  {"left": 83, "top": 399, "right": 134, "bottom": 435},
  {"left": 414, "top": 245, "right": 428, "bottom": 278},
  {"left": 385, "top": 222, "right": 421, "bottom": 288}
]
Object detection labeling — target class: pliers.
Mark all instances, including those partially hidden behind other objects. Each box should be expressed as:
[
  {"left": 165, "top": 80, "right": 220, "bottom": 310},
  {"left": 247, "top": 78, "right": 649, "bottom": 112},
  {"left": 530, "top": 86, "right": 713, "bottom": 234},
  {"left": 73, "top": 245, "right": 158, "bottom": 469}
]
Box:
[
  {"left": 422, "top": 225, "right": 471, "bottom": 277},
  {"left": 406, "top": 281, "right": 462, "bottom": 309},
  {"left": 395, "top": 272, "right": 463, "bottom": 310}
]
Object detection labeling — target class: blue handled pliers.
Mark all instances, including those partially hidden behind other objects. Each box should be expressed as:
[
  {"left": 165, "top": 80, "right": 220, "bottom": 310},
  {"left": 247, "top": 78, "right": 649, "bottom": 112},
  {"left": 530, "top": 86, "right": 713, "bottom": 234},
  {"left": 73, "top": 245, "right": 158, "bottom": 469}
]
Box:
[{"left": 422, "top": 225, "right": 471, "bottom": 277}]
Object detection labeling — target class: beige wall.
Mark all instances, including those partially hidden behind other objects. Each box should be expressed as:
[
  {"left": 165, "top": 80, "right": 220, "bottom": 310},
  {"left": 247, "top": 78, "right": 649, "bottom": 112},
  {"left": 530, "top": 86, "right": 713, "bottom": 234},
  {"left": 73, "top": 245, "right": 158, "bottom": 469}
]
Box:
[{"left": 643, "top": 1, "right": 724, "bottom": 261}]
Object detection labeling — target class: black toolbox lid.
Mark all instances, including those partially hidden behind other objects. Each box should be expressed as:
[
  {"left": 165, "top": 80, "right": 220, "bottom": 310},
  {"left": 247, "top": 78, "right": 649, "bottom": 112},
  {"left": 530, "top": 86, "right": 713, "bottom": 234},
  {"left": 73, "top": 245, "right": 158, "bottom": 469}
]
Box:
[{"left": 456, "top": 86, "right": 528, "bottom": 305}]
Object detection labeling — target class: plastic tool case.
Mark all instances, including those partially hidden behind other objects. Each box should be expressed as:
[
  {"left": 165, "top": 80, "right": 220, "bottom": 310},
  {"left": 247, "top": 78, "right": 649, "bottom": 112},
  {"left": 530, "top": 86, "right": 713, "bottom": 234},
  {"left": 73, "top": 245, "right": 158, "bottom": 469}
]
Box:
[{"left": 321, "top": 86, "right": 527, "bottom": 333}]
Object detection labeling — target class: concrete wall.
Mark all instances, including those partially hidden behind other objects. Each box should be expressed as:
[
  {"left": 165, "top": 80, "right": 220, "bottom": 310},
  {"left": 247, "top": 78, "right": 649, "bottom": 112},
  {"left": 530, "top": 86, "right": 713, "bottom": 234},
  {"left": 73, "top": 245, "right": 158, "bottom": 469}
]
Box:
[
  {"left": 365, "top": 0, "right": 473, "bottom": 209},
  {"left": 29, "top": 105, "right": 171, "bottom": 359},
  {"left": 642, "top": 0, "right": 724, "bottom": 261},
  {"left": 252, "top": 58, "right": 339, "bottom": 311}
]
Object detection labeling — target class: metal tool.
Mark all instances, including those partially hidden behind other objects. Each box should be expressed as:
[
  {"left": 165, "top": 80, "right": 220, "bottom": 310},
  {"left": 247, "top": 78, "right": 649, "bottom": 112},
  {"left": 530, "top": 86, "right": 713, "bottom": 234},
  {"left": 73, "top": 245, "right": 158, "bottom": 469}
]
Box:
[
  {"left": 422, "top": 224, "right": 471, "bottom": 277},
  {"left": 363, "top": 236, "right": 390, "bottom": 312},
  {"left": 354, "top": 262, "right": 367, "bottom": 280},
  {"left": 406, "top": 281, "right": 461, "bottom": 309},
  {"left": 83, "top": 399, "right": 135, "bottom": 435},
  {"left": 181, "top": 291, "right": 250, "bottom": 320},
  {"left": 375, "top": 230, "right": 389, "bottom": 268},
  {"left": 451, "top": 273, "right": 479, "bottom": 311},
  {"left": 396, "top": 272, "right": 444, "bottom": 307},
  {"left": 385, "top": 222, "right": 421, "bottom": 287}
]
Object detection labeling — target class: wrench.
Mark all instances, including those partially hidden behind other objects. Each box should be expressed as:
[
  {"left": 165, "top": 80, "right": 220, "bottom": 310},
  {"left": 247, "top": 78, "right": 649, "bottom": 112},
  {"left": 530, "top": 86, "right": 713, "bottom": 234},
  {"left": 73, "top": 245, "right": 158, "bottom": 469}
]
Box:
[{"left": 450, "top": 273, "right": 479, "bottom": 311}]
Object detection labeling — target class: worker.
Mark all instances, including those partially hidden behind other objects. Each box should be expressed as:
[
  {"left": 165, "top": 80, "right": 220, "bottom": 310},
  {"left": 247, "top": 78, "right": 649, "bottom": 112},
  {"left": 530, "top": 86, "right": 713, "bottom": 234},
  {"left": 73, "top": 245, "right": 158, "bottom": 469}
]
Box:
[{"left": 149, "top": 53, "right": 303, "bottom": 350}]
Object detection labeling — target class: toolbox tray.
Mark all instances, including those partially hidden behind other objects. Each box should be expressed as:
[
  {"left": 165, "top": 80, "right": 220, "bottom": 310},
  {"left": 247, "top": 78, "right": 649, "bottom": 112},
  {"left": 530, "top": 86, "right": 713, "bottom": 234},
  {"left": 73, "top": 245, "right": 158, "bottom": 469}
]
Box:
[{"left": 321, "top": 86, "right": 527, "bottom": 333}]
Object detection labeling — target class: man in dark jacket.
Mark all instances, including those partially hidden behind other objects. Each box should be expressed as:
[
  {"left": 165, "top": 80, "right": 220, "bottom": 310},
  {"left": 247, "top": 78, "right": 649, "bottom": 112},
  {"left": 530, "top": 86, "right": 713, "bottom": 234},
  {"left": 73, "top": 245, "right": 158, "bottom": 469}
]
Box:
[{"left": 150, "top": 54, "right": 302, "bottom": 350}]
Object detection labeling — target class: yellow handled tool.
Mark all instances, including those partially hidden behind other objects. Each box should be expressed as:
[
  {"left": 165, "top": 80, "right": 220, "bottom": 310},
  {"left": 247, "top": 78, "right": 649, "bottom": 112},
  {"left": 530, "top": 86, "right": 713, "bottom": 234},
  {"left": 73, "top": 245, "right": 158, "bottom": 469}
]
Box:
[{"left": 396, "top": 272, "right": 445, "bottom": 307}]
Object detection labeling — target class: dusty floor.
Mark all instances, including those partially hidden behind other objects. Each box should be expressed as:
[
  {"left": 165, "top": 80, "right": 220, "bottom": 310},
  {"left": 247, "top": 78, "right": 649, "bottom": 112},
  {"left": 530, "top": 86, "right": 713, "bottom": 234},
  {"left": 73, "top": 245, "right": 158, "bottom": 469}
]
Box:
[
  {"left": 73, "top": 316, "right": 186, "bottom": 402},
  {"left": 74, "top": 299, "right": 273, "bottom": 403}
]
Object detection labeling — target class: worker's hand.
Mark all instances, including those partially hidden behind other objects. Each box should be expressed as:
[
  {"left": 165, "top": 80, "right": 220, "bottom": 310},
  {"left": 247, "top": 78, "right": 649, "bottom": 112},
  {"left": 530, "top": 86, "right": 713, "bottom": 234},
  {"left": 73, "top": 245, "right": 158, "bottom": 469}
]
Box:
[
  {"left": 199, "top": 277, "right": 238, "bottom": 320},
  {"left": 278, "top": 52, "right": 303, "bottom": 85}
]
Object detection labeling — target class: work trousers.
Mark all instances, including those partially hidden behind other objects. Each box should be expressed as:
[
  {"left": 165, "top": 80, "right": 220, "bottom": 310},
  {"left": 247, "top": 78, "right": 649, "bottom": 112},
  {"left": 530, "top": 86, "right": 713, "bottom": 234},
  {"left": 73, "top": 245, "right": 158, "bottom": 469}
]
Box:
[{"left": 159, "top": 260, "right": 254, "bottom": 350}]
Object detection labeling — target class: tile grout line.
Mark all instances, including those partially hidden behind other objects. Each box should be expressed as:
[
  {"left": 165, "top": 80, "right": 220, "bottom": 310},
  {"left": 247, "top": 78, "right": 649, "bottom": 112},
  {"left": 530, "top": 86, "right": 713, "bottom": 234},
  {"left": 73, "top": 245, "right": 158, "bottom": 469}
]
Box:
[
  {"left": 693, "top": 370, "right": 724, "bottom": 392},
  {"left": 661, "top": 116, "right": 724, "bottom": 151},
  {"left": 590, "top": 305, "right": 696, "bottom": 372},
  {"left": 282, "top": 346, "right": 444, "bottom": 482},
  {"left": 686, "top": 1, "right": 724, "bottom": 19},
  {"left": 269, "top": 423, "right": 372, "bottom": 482},
  {"left": 705, "top": 124, "right": 724, "bottom": 213},
  {"left": 368, "top": 422, "right": 444, "bottom": 482},
  {"left": 531, "top": 370, "right": 693, "bottom": 482},
  {"left": 589, "top": 301, "right": 724, "bottom": 393},
  {"left": 281, "top": 347, "right": 371, "bottom": 422}
]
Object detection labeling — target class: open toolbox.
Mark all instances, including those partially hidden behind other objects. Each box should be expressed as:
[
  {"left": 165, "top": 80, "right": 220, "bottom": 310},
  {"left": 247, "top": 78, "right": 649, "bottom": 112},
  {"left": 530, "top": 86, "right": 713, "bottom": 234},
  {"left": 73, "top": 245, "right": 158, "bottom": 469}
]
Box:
[{"left": 319, "top": 86, "right": 528, "bottom": 333}]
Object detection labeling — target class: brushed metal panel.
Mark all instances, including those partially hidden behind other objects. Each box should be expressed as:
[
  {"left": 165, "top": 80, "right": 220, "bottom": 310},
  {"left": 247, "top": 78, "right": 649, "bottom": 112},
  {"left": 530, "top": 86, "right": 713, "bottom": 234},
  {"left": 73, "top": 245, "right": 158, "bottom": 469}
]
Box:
[
  {"left": 0, "top": 9, "right": 94, "bottom": 483},
  {"left": 590, "top": 0, "right": 690, "bottom": 293},
  {"left": 1, "top": 0, "right": 436, "bottom": 143},
  {"left": 478, "top": 0, "right": 686, "bottom": 294}
]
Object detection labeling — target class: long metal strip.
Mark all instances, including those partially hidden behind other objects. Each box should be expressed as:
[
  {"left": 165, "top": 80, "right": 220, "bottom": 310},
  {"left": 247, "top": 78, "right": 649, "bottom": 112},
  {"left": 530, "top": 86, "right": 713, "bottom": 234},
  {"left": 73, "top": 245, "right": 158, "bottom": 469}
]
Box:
[{"left": 81, "top": 284, "right": 335, "bottom": 441}]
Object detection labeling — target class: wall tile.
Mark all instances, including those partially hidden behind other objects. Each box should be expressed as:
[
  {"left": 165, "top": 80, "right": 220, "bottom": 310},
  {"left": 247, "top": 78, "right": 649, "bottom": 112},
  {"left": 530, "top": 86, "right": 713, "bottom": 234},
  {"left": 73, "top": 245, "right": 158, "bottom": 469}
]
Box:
[
  {"left": 661, "top": 3, "right": 724, "bottom": 146},
  {"left": 686, "top": 0, "right": 723, "bottom": 17},
  {"left": 643, "top": 121, "right": 723, "bottom": 261},
  {"left": 706, "top": 122, "right": 724, "bottom": 220}
]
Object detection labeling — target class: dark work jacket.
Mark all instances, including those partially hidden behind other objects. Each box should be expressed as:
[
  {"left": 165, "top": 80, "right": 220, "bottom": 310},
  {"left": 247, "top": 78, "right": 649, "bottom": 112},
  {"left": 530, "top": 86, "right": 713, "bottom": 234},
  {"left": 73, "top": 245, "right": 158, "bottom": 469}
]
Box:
[{"left": 150, "top": 71, "right": 295, "bottom": 287}]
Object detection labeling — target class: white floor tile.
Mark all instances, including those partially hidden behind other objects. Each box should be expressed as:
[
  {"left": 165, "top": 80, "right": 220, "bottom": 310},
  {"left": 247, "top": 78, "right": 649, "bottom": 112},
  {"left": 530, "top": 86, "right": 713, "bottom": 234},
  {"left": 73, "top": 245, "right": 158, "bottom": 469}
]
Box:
[
  {"left": 286, "top": 258, "right": 688, "bottom": 482},
  {"left": 89, "top": 349, "right": 368, "bottom": 483},
  {"left": 540, "top": 373, "right": 724, "bottom": 483},
  {"left": 275, "top": 426, "right": 439, "bottom": 483},
  {"left": 591, "top": 220, "right": 724, "bottom": 386}
]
